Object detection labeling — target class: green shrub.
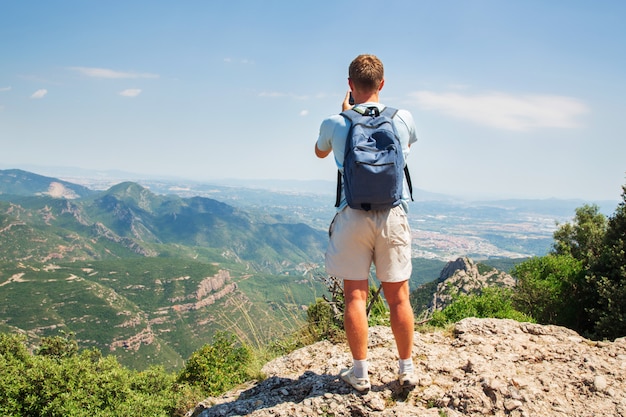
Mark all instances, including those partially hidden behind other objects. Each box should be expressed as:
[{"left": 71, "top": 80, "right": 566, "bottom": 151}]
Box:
[
  {"left": 36, "top": 332, "right": 78, "bottom": 360},
  {"left": 430, "top": 287, "right": 533, "bottom": 327},
  {"left": 306, "top": 297, "right": 343, "bottom": 341},
  {"left": 0, "top": 333, "right": 31, "bottom": 363},
  {"left": 304, "top": 282, "right": 390, "bottom": 342},
  {"left": 177, "top": 332, "right": 252, "bottom": 396},
  {"left": 511, "top": 254, "right": 586, "bottom": 329},
  {"left": 0, "top": 333, "right": 200, "bottom": 417}
]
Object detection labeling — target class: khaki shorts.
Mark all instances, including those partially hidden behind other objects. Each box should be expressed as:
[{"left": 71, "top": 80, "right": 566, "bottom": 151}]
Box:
[{"left": 325, "top": 206, "right": 412, "bottom": 282}]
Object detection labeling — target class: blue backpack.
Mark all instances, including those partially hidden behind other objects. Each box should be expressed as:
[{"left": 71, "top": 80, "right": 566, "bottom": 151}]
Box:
[{"left": 336, "top": 106, "right": 413, "bottom": 211}]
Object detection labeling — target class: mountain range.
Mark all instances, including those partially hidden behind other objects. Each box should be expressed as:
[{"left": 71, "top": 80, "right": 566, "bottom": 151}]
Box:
[{"left": 0, "top": 169, "right": 329, "bottom": 370}]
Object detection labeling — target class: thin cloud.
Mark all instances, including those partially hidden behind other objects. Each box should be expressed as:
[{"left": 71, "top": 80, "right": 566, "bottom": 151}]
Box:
[
  {"left": 223, "top": 57, "right": 254, "bottom": 65},
  {"left": 300, "top": 110, "right": 309, "bottom": 116},
  {"left": 119, "top": 88, "right": 142, "bottom": 97},
  {"left": 259, "top": 91, "right": 309, "bottom": 100},
  {"left": 31, "top": 89, "right": 48, "bottom": 99},
  {"left": 69, "top": 66, "right": 159, "bottom": 79},
  {"left": 0, "top": 86, "right": 11, "bottom": 92},
  {"left": 259, "top": 91, "right": 286, "bottom": 98},
  {"left": 412, "top": 91, "right": 589, "bottom": 131}
]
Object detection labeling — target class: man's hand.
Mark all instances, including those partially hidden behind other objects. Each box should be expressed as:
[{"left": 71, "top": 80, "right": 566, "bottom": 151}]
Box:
[{"left": 342, "top": 90, "right": 353, "bottom": 111}]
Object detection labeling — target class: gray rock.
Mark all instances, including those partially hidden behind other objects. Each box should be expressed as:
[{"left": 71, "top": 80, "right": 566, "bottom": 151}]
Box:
[{"left": 187, "top": 318, "right": 626, "bottom": 417}]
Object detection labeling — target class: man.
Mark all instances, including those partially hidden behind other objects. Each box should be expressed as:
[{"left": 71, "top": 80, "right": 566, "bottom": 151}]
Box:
[{"left": 315, "top": 54, "right": 418, "bottom": 391}]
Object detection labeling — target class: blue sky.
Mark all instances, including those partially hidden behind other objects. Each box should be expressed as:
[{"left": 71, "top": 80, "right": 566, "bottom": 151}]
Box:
[{"left": 1, "top": 0, "right": 624, "bottom": 201}]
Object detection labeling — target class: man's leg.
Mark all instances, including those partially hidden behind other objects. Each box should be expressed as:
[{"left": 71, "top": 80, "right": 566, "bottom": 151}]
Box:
[
  {"left": 381, "top": 280, "right": 414, "bottom": 360},
  {"left": 340, "top": 278, "right": 372, "bottom": 390},
  {"left": 343, "top": 279, "right": 370, "bottom": 360}
]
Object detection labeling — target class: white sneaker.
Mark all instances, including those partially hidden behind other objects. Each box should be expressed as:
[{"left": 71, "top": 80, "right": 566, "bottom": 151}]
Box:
[
  {"left": 340, "top": 367, "right": 371, "bottom": 392},
  {"left": 398, "top": 371, "right": 418, "bottom": 387}
]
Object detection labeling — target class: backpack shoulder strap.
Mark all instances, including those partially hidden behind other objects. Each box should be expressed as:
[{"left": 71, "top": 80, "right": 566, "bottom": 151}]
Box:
[
  {"left": 335, "top": 170, "right": 342, "bottom": 208},
  {"left": 339, "top": 108, "right": 361, "bottom": 123},
  {"left": 335, "top": 111, "right": 356, "bottom": 208},
  {"left": 383, "top": 106, "right": 413, "bottom": 201},
  {"left": 380, "top": 106, "right": 398, "bottom": 119},
  {"left": 385, "top": 106, "right": 413, "bottom": 201},
  {"left": 404, "top": 165, "right": 414, "bottom": 202}
]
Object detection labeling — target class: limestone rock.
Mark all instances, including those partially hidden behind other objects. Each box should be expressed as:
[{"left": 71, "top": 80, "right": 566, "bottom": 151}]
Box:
[
  {"left": 430, "top": 257, "right": 515, "bottom": 312},
  {"left": 187, "top": 318, "right": 626, "bottom": 417}
]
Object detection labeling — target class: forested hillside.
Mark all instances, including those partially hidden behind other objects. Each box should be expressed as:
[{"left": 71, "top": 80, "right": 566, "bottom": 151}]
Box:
[{"left": 0, "top": 170, "right": 328, "bottom": 370}]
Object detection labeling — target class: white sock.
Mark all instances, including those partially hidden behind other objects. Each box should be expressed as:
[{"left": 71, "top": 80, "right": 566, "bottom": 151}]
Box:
[
  {"left": 353, "top": 359, "right": 369, "bottom": 379},
  {"left": 398, "top": 358, "right": 414, "bottom": 375}
]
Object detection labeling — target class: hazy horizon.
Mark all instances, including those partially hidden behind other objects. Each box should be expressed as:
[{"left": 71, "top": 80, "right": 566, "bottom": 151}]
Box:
[{"left": 1, "top": 163, "right": 621, "bottom": 206}]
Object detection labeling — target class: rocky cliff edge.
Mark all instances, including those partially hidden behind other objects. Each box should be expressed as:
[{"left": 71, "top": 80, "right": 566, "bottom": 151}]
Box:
[{"left": 187, "top": 318, "right": 626, "bottom": 417}]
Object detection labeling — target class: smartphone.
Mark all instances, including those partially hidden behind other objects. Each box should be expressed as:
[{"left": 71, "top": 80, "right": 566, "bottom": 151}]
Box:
[{"left": 349, "top": 92, "right": 355, "bottom": 105}]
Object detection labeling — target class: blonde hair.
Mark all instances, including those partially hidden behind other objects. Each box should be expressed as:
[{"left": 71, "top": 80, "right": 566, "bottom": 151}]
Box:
[{"left": 349, "top": 54, "right": 384, "bottom": 92}]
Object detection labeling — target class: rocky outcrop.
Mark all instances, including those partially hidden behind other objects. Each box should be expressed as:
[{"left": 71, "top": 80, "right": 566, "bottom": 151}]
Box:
[
  {"left": 187, "top": 318, "right": 626, "bottom": 417},
  {"left": 171, "top": 283, "right": 238, "bottom": 312},
  {"left": 430, "top": 257, "right": 515, "bottom": 312},
  {"left": 171, "top": 270, "right": 238, "bottom": 312},
  {"left": 110, "top": 327, "right": 155, "bottom": 351},
  {"left": 196, "top": 270, "right": 230, "bottom": 299}
]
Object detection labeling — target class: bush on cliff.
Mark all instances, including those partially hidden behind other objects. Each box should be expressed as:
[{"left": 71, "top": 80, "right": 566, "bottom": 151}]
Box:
[
  {"left": 177, "top": 331, "right": 253, "bottom": 397},
  {"left": 0, "top": 333, "right": 200, "bottom": 417},
  {"left": 430, "top": 287, "right": 533, "bottom": 327}
]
